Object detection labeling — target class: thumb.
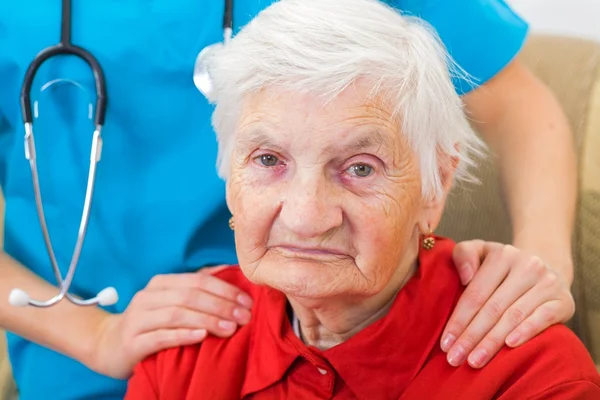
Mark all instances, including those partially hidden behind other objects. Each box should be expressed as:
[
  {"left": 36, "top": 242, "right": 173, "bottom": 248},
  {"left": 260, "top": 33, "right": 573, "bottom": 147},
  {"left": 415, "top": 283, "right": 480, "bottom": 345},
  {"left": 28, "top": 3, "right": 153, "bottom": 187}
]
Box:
[{"left": 452, "top": 240, "right": 499, "bottom": 285}]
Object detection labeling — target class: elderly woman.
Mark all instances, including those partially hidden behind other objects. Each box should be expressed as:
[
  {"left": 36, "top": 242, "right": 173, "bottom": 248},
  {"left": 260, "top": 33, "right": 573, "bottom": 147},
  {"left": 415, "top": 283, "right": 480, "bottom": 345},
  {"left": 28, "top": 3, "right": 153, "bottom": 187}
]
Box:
[{"left": 125, "top": 0, "right": 600, "bottom": 398}]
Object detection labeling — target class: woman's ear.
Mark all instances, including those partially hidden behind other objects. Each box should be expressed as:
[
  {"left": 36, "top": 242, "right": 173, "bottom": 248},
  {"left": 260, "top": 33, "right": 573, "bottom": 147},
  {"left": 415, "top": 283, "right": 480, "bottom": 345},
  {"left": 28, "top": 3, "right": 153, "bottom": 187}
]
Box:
[{"left": 419, "top": 152, "right": 458, "bottom": 232}]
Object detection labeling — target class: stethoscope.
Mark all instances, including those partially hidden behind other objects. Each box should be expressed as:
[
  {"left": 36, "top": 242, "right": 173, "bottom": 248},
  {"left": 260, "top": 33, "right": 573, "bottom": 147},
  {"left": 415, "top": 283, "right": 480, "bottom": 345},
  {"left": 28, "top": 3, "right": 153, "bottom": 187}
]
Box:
[{"left": 8, "top": 0, "right": 233, "bottom": 308}]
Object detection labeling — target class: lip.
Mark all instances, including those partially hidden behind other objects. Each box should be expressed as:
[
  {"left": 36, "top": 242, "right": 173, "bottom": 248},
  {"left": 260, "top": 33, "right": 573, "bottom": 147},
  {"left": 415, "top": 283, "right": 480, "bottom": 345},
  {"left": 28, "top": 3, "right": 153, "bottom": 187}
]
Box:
[{"left": 272, "top": 245, "right": 349, "bottom": 260}]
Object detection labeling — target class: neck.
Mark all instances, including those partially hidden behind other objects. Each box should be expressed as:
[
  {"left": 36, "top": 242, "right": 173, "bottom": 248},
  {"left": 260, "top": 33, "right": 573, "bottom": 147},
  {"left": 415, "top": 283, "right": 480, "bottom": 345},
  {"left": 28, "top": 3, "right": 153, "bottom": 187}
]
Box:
[{"left": 288, "top": 257, "right": 418, "bottom": 350}]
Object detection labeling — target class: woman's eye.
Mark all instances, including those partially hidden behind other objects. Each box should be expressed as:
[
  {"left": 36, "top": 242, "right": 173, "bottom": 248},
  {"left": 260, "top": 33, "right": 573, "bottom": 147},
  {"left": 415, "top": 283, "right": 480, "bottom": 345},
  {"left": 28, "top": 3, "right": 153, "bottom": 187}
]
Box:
[
  {"left": 347, "top": 163, "right": 373, "bottom": 178},
  {"left": 258, "top": 154, "right": 280, "bottom": 167}
]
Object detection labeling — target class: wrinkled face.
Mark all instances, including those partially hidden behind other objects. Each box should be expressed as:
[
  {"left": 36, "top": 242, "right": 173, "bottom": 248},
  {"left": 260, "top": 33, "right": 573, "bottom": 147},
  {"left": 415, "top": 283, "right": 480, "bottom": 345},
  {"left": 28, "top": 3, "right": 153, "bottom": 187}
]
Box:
[{"left": 226, "top": 82, "right": 447, "bottom": 300}]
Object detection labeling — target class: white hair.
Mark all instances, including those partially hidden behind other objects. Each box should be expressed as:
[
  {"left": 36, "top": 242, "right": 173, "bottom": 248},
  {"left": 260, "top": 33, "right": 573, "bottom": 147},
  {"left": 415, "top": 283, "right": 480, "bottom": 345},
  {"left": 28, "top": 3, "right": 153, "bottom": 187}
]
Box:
[{"left": 204, "top": 0, "right": 485, "bottom": 199}]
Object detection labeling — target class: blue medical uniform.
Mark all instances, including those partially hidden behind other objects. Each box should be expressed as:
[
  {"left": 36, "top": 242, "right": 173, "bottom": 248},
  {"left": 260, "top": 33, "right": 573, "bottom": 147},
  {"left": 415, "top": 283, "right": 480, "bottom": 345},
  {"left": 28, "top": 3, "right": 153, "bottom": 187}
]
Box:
[{"left": 0, "top": 1, "right": 528, "bottom": 398}]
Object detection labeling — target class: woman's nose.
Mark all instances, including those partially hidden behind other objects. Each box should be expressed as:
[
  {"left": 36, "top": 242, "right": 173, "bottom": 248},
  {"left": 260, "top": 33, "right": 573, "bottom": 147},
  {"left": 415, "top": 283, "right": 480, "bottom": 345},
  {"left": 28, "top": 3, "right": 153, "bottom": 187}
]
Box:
[{"left": 278, "top": 176, "right": 343, "bottom": 239}]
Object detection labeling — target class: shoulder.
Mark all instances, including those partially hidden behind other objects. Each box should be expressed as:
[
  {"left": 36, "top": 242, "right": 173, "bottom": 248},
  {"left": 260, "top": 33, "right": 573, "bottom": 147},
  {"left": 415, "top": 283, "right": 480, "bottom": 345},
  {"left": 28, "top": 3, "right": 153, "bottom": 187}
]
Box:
[
  {"left": 490, "top": 325, "right": 600, "bottom": 398},
  {"left": 126, "top": 341, "right": 204, "bottom": 399},
  {"left": 419, "top": 324, "right": 600, "bottom": 398},
  {"left": 391, "top": 0, "right": 530, "bottom": 94},
  {"left": 126, "top": 266, "right": 269, "bottom": 398}
]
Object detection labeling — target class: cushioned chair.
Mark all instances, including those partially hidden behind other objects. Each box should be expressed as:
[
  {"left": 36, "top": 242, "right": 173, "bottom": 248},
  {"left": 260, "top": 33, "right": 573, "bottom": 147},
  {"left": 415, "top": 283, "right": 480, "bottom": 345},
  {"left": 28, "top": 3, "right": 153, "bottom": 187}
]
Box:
[
  {"left": 1, "top": 33, "right": 600, "bottom": 397},
  {"left": 438, "top": 34, "right": 600, "bottom": 366}
]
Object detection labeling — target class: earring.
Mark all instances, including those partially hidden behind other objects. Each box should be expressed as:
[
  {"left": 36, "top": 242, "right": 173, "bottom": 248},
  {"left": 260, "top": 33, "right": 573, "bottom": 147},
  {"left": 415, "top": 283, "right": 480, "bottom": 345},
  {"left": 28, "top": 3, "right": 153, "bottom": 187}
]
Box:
[
  {"left": 228, "top": 216, "right": 235, "bottom": 231},
  {"left": 422, "top": 226, "right": 435, "bottom": 250}
]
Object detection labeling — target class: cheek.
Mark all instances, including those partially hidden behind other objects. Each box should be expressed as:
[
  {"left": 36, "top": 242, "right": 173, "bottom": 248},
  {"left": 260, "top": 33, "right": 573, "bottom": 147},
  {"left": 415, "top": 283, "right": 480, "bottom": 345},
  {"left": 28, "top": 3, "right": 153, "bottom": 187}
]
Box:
[
  {"left": 352, "top": 177, "right": 422, "bottom": 279},
  {"left": 229, "top": 173, "right": 281, "bottom": 263}
]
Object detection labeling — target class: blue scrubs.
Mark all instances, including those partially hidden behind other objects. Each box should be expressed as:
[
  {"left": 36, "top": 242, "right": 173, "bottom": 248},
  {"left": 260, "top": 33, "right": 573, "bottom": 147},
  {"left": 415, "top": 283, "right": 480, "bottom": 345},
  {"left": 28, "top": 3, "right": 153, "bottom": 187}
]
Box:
[{"left": 0, "top": 1, "right": 528, "bottom": 398}]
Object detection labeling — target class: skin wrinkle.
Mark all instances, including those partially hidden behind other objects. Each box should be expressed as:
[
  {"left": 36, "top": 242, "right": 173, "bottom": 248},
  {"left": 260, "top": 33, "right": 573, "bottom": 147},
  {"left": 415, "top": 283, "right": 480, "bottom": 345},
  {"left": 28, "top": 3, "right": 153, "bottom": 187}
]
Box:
[{"left": 226, "top": 80, "right": 455, "bottom": 350}]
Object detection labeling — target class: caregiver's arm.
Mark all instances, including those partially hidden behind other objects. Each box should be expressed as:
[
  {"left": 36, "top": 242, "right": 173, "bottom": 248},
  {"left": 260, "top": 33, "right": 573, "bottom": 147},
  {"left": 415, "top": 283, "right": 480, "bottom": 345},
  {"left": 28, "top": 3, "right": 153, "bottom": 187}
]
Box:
[
  {"left": 441, "top": 60, "right": 576, "bottom": 368},
  {"left": 464, "top": 59, "right": 576, "bottom": 283},
  {"left": 0, "top": 251, "right": 252, "bottom": 379}
]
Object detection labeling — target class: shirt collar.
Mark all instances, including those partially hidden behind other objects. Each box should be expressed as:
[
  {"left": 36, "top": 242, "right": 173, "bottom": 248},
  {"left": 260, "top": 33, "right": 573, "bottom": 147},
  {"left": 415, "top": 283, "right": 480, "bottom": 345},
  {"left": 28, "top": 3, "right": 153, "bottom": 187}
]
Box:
[{"left": 242, "top": 237, "right": 461, "bottom": 398}]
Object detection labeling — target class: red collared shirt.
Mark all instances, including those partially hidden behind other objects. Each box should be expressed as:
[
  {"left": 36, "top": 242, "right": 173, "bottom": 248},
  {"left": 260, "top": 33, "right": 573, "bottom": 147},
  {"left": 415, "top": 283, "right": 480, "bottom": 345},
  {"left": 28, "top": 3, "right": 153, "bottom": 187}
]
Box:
[{"left": 125, "top": 238, "right": 600, "bottom": 399}]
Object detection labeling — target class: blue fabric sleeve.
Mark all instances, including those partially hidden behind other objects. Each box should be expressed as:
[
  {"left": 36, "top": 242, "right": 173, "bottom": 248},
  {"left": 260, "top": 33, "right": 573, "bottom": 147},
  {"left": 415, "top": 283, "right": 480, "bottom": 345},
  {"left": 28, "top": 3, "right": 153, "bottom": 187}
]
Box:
[
  {"left": 396, "top": 0, "right": 530, "bottom": 94},
  {"left": 0, "top": 109, "right": 9, "bottom": 189}
]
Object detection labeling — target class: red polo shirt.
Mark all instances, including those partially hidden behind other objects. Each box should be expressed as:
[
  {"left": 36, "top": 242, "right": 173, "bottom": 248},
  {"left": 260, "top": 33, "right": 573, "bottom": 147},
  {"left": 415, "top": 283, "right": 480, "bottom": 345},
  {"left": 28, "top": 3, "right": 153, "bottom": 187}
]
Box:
[{"left": 125, "top": 237, "right": 600, "bottom": 399}]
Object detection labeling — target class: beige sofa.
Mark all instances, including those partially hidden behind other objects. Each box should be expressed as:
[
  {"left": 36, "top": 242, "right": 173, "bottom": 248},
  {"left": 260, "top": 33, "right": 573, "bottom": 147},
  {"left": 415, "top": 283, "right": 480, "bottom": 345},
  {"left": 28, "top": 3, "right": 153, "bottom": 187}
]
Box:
[{"left": 1, "top": 34, "right": 600, "bottom": 397}]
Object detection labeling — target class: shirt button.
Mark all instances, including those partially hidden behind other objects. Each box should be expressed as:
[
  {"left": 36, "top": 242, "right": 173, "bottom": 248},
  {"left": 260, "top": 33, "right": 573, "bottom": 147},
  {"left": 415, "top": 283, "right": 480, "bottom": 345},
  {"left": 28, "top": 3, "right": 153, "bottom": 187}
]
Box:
[{"left": 317, "top": 368, "right": 328, "bottom": 375}]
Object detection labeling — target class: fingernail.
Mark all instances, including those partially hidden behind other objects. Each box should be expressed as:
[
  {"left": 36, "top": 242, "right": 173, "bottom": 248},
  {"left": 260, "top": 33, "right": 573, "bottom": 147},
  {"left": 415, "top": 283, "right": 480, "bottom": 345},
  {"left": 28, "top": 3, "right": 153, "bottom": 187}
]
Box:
[
  {"left": 233, "top": 307, "right": 252, "bottom": 324},
  {"left": 191, "top": 329, "right": 207, "bottom": 339},
  {"left": 218, "top": 320, "right": 237, "bottom": 331},
  {"left": 506, "top": 331, "right": 521, "bottom": 347},
  {"left": 447, "top": 345, "right": 466, "bottom": 367},
  {"left": 468, "top": 349, "right": 488, "bottom": 368},
  {"left": 441, "top": 333, "right": 456, "bottom": 352},
  {"left": 237, "top": 293, "right": 254, "bottom": 308},
  {"left": 459, "top": 263, "right": 473, "bottom": 285}
]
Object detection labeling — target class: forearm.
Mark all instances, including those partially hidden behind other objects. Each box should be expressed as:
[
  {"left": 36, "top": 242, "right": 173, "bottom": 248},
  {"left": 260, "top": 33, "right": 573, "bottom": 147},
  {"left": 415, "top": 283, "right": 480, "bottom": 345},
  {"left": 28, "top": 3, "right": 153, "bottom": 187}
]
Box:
[
  {"left": 0, "top": 250, "right": 109, "bottom": 365},
  {"left": 493, "top": 95, "right": 575, "bottom": 282},
  {"left": 465, "top": 61, "right": 576, "bottom": 283}
]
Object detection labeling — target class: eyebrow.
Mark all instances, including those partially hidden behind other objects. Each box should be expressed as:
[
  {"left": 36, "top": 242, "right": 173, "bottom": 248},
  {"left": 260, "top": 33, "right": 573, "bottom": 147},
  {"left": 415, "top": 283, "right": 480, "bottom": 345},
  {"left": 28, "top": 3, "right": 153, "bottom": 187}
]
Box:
[
  {"left": 332, "top": 129, "right": 396, "bottom": 156},
  {"left": 236, "top": 125, "right": 397, "bottom": 157},
  {"left": 236, "top": 129, "right": 285, "bottom": 153}
]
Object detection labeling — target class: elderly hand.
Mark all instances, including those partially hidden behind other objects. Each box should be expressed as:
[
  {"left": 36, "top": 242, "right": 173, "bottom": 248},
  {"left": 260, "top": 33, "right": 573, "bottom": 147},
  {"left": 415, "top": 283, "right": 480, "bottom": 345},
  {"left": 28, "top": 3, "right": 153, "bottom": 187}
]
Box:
[
  {"left": 440, "top": 240, "right": 575, "bottom": 369},
  {"left": 89, "top": 265, "right": 253, "bottom": 379}
]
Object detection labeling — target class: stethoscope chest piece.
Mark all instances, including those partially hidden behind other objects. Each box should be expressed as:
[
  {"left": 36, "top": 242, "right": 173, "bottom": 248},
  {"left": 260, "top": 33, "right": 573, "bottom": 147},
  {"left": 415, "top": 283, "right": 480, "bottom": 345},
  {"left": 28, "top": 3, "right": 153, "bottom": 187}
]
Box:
[
  {"left": 193, "top": 26, "right": 232, "bottom": 98},
  {"left": 193, "top": 44, "right": 219, "bottom": 98}
]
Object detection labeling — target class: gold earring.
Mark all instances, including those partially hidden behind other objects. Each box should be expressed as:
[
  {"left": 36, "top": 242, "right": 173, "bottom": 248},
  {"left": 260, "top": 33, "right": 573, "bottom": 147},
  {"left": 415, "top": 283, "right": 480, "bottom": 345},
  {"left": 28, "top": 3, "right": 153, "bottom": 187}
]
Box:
[
  {"left": 228, "top": 216, "right": 235, "bottom": 231},
  {"left": 422, "top": 226, "right": 435, "bottom": 250}
]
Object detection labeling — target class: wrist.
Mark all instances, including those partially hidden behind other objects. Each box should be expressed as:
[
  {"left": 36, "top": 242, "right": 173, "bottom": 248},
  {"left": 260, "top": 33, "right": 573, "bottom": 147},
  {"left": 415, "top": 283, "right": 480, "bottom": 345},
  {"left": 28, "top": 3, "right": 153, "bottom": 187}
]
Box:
[
  {"left": 74, "top": 309, "right": 114, "bottom": 372},
  {"left": 512, "top": 232, "right": 574, "bottom": 285}
]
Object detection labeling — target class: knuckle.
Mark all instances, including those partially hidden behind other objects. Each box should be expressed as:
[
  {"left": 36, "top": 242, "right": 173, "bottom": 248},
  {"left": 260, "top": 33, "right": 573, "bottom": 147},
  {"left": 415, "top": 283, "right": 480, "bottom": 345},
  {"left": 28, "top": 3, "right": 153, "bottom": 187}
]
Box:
[
  {"left": 196, "top": 268, "right": 211, "bottom": 279},
  {"left": 485, "top": 244, "right": 512, "bottom": 264},
  {"left": 482, "top": 335, "right": 504, "bottom": 350},
  {"left": 456, "top": 240, "right": 479, "bottom": 252},
  {"left": 526, "top": 256, "right": 546, "bottom": 277},
  {"left": 179, "top": 289, "right": 199, "bottom": 307},
  {"left": 129, "top": 291, "right": 145, "bottom": 306},
  {"left": 473, "top": 239, "right": 486, "bottom": 247},
  {"left": 538, "top": 307, "right": 557, "bottom": 326},
  {"left": 445, "top": 321, "right": 465, "bottom": 335},
  {"left": 463, "top": 289, "right": 487, "bottom": 309},
  {"left": 196, "top": 315, "right": 223, "bottom": 334},
  {"left": 500, "top": 244, "right": 518, "bottom": 259},
  {"left": 516, "top": 320, "right": 534, "bottom": 337},
  {"left": 215, "top": 302, "right": 235, "bottom": 319},
  {"left": 461, "top": 332, "right": 481, "bottom": 349},
  {"left": 541, "top": 272, "right": 559, "bottom": 288},
  {"left": 484, "top": 300, "right": 505, "bottom": 320},
  {"left": 147, "top": 274, "right": 167, "bottom": 289},
  {"left": 505, "top": 307, "right": 526, "bottom": 326},
  {"left": 168, "top": 308, "right": 187, "bottom": 325},
  {"left": 193, "top": 275, "right": 213, "bottom": 292}
]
